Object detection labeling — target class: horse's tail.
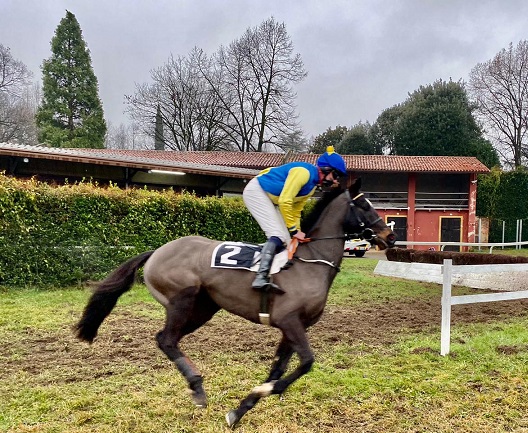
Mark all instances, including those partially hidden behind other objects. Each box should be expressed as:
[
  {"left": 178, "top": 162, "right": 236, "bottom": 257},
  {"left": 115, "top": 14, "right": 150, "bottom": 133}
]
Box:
[{"left": 74, "top": 250, "right": 155, "bottom": 343}]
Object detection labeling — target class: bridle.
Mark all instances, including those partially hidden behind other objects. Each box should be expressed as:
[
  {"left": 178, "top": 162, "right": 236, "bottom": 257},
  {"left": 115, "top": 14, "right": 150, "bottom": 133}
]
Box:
[
  {"left": 344, "top": 191, "right": 383, "bottom": 240},
  {"left": 291, "top": 190, "right": 385, "bottom": 270},
  {"left": 305, "top": 190, "right": 382, "bottom": 242}
]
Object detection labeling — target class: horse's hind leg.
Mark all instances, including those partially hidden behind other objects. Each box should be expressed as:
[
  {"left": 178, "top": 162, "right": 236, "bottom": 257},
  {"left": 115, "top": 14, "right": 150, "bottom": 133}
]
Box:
[{"left": 156, "top": 287, "right": 219, "bottom": 408}]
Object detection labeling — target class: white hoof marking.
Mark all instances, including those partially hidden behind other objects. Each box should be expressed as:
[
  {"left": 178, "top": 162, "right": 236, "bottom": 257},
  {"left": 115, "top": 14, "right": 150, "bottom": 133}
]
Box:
[{"left": 252, "top": 380, "right": 276, "bottom": 397}]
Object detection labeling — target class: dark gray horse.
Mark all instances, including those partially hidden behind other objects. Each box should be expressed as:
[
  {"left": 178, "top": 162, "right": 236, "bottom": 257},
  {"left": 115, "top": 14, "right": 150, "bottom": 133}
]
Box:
[{"left": 75, "top": 179, "right": 395, "bottom": 427}]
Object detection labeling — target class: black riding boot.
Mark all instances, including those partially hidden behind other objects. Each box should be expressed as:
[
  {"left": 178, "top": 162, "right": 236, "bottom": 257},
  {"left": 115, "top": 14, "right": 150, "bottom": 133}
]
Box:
[{"left": 252, "top": 241, "right": 278, "bottom": 291}]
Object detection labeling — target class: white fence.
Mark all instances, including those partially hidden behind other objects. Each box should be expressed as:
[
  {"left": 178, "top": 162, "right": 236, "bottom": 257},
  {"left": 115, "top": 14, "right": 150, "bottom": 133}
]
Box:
[
  {"left": 374, "top": 255, "right": 528, "bottom": 355},
  {"left": 440, "top": 259, "right": 528, "bottom": 355}
]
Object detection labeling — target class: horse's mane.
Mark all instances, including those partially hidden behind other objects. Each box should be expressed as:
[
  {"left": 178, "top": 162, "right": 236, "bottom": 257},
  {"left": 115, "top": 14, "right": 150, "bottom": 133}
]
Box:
[{"left": 301, "top": 188, "right": 343, "bottom": 234}]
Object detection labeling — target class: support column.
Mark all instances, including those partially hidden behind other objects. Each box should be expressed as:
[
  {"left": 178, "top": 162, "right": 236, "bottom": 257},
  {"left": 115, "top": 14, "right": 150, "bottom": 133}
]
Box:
[
  {"left": 407, "top": 173, "right": 416, "bottom": 243},
  {"left": 467, "top": 173, "right": 477, "bottom": 243}
]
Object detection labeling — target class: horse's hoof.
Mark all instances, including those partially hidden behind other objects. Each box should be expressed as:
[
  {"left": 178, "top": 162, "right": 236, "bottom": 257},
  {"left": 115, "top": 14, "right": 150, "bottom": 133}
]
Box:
[
  {"left": 188, "top": 389, "right": 207, "bottom": 408},
  {"left": 252, "top": 380, "right": 276, "bottom": 397},
  {"left": 225, "top": 410, "right": 239, "bottom": 428}
]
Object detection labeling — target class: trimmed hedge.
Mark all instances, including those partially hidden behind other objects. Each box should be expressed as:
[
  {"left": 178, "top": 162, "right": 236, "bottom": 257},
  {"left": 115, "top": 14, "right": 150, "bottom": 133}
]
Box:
[{"left": 0, "top": 174, "right": 264, "bottom": 287}]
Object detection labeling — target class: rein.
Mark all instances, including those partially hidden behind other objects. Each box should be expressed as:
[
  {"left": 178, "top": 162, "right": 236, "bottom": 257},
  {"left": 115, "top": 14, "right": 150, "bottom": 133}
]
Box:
[{"left": 290, "top": 190, "right": 380, "bottom": 270}]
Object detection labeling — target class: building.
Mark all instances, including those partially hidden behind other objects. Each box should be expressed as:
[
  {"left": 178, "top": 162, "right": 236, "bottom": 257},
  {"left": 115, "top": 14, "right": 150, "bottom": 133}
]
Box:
[{"left": 0, "top": 143, "right": 490, "bottom": 250}]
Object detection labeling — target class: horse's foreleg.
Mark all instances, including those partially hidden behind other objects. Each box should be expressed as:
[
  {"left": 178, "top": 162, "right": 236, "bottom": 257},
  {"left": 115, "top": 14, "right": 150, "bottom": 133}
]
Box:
[
  {"left": 226, "top": 338, "right": 294, "bottom": 427},
  {"left": 226, "top": 321, "right": 313, "bottom": 428},
  {"left": 156, "top": 287, "right": 217, "bottom": 408},
  {"left": 259, "top": 320, "right": 314, "bottom": 397},
  {"left": 266, "top": 337, "right": 295, "bottom": 382}
]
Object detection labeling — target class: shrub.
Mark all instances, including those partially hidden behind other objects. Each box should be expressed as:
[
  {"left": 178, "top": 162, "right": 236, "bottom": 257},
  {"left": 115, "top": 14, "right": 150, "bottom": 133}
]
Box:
[{"left": 0, "top": 174, "right": 264, "bottom": 287}]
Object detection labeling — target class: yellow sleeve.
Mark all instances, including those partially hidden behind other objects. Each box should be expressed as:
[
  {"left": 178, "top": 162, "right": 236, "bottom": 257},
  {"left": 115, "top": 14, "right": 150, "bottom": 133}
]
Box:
[{"left": 277, "top": 167, "right": 311, "bottom": 233}]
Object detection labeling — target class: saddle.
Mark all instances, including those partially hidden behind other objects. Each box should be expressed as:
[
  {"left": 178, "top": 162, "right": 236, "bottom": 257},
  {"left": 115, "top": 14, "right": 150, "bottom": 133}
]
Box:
[
  {"left": 210, "top": 241, "right": 299, "bottom": 325},
  {"left": 210, "top": 242, "right": 289, "bottom": 274}
]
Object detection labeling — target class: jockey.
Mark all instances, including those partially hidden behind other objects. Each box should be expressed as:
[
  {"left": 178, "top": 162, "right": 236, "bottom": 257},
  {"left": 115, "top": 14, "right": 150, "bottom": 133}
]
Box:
[{"left": 242, "top": 146, "right": 347, "bottom": 291}]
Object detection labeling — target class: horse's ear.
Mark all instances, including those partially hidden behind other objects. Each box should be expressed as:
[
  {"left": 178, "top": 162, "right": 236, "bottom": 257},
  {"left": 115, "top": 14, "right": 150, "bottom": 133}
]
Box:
[{"left": 349, "top": 177, "right": 362, "bottom": 194}]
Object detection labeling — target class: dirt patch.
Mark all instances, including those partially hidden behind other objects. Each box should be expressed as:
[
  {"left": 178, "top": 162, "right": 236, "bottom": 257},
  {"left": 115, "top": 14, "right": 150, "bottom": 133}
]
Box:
[
  {"left": 2, "top": 296, "right": 528, "bottom": 384},
  {"left": 496, "top": 344, "right": 528, "bottom": 355}
]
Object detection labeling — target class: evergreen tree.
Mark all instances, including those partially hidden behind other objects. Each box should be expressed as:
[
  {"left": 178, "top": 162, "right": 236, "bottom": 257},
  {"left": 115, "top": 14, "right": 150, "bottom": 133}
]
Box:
[
  {"left": 154, "top": 104, "right": 164, "bottom": 150},
  {"left": 36, "top": 11, "right": 106, "bottom": 148},
  {"left": 372, "top": 79, "right": 500, "bottom": 168},
  {"left": 337, "top": 122, "right": 382, "bottom": 155},
  {"left": 309, "top": 126, "right": 349, "bottom": 153}
]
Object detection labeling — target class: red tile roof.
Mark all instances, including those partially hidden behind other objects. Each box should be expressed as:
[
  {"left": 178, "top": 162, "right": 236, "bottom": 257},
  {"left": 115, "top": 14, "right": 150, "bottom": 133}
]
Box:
[
  {"left": 0, "top": 143, "right": 490, "bottom": 175},
  {"left": 77, "top": 148, "right": 491, "bottom": 173}
]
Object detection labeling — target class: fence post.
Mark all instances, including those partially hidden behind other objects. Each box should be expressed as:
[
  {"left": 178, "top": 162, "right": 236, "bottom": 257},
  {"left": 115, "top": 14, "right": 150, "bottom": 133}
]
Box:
[
  {"left": 515, "top": 219, "right": 522, "bottom": 250},
  {"left": 440, "top": 259, "right": 453, "bottom": 356}
]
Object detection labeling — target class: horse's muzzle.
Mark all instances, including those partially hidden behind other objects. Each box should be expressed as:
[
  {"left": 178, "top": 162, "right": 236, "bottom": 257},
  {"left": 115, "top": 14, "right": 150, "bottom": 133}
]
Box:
[{"left": 372, "top": 230, "right": 396, "bottom": 250}]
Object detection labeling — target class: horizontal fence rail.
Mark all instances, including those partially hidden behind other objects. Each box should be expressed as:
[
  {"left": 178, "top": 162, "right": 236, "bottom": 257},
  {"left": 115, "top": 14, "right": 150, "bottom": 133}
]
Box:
[
  {"left": 441, "top": 259, "right": 528, "bottom": 356},
  {"left": 366, "top": 191, "right": 469, "bottom": 210}
]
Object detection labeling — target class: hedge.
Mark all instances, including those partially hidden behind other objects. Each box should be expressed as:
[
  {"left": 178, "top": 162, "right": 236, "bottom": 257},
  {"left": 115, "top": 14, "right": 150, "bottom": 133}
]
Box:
[
  {"left": 0, "top": 174, "right": 264, "bottom": 288},
  {"left": 477, "top": 167, "right": 528, "bottom": 243}
]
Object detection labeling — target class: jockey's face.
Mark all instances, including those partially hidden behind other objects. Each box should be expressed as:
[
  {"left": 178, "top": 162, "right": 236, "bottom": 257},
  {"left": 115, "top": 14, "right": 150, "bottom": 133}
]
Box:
[{"left": 319, "top": 169, "right": 340, "bottom": 188}]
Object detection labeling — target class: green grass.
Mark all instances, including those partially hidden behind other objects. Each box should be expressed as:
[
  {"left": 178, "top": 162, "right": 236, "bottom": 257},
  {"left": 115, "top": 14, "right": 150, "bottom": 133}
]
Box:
[
  {"left": 473, "top": 246, "right": 528, "bottom": 256},
  {"left": 1, "top": 259, "right": 528, "bottom": 432}
]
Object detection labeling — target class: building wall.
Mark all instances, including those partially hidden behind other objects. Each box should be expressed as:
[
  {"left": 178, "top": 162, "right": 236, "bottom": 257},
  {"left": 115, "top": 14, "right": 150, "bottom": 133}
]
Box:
[
  {"left": 375, "top": 209, "right": 471, "bottom": 250},
  {"left": 358, "top": 171, "right": 473, "bottom": 250}
]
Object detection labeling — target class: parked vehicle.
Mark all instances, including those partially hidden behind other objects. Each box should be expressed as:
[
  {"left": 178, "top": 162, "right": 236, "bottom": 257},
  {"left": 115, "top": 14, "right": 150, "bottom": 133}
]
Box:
[{"left": 344, "top": 239, "right": 371, "bottom": 257}]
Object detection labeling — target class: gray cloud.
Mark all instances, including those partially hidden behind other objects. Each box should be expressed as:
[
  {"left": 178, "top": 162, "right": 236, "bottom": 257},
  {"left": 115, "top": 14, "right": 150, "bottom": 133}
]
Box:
[{"left": 2, "top": 0, "right": 527, "bottom": 139}]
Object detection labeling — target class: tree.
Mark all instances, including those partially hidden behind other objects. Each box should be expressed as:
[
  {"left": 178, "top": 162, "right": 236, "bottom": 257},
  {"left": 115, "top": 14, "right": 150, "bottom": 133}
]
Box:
[
  {"left": 126, "top": 49, "right": 231, "bottom": 151},
  {"left": 372, "top": 79, "right": 499, "bottom": 167},
  {"left": 275, "top": 129, "right": 308, "bottom": 152},
  {"left": 36, "top": 10, "right": 106, "bottom": 148},
  {"left": 222, "top": 18, "right": 306, "bottom": 152},
  {"left": 0, "top": 44, "right": 38, "bottom": 144},
  {"left": 309, "top": 126, "right": 349, "bottom": 153},
  {"left": 370, "top": 104, "right": 404, "bottom": 155},
  {"left": 154, "top": 104, "right": 164, "bottom": 150},
  {"left": 127, "top": 17, "right": 306, "bottom": 152},
  {"left": 337, "top": 122, "right": 382, "bottom": 155},
  {"left": 468, "top": 41, "right": 528, "bottom": 168},
  {"left": 396, "top": 80, "right": 479, "bottom": 155},
  {"left": 105, "top": 121, "right": 150, "bottom": 150}
]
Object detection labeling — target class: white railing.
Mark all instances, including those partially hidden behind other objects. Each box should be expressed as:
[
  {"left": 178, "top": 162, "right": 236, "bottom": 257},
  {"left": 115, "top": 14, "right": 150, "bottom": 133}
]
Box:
[
  {"left": 441, "top": 259, "right": 528, "bottom": 355},
  {"left": 366, "top": 191, "right": 469, "bottom": 210},
  {"left": 395, "top": 241, "right": 528, "bottom": 253}
]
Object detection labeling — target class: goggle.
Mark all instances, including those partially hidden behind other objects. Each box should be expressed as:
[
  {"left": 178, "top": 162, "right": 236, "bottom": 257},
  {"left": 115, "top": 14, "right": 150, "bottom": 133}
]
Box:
[{"left": 321, "top": 167, "right": 343, "bottom": 180}]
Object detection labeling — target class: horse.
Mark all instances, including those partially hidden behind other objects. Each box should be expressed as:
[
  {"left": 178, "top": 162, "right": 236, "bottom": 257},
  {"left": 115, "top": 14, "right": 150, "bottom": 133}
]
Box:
[{"left": 74, "top": 178, "right": 396, "bottom": 428}]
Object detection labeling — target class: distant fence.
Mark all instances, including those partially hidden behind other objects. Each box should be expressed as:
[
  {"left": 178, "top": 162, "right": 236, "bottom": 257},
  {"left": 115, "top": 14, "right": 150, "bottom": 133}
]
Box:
[
  {"left": 395, "top": 241, "right": 528, "bottom": 253},
  {"left": 440, "top": 259, "right": 528, "bottom": 356}
]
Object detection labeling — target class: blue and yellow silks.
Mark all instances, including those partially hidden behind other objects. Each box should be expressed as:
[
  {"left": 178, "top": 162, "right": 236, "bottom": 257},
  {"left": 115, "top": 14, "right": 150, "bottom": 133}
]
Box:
[{"left": 256, "top": 162, "right": 320, "bottom": 234}]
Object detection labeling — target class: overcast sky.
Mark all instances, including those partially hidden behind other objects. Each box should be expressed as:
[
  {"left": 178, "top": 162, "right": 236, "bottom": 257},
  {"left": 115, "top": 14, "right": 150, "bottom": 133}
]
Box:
[{"left": 2, "top": 0, "right": 528, "bottom": 139}]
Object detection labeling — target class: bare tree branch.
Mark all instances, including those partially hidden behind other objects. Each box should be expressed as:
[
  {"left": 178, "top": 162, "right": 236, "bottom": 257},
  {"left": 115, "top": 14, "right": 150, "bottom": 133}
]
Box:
[{"left": 469, "top": 41, "right": 528, "bottom": 167}]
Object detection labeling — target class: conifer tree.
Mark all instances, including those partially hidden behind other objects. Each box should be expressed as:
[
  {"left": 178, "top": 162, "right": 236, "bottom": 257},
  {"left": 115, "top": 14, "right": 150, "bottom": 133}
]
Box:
[{"left": 36, "top": 10, "right": 106, "bottom": 148}]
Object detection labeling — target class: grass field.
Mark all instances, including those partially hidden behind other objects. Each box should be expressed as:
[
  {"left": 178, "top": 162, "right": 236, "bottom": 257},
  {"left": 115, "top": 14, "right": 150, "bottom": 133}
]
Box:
[{"left": 1, "top": 255, "right": 528, "bottom": 432}]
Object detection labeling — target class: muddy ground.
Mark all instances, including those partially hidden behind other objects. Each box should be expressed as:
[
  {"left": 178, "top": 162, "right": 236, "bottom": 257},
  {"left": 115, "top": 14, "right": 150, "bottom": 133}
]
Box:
[{"left": 2, "top": 294, "right": 528, "bottom": 384}]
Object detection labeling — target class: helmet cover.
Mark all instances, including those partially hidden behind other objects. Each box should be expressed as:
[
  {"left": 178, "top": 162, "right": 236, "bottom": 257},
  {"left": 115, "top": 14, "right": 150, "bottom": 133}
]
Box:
[{"left": 316, "top": 146, "right": 347, "bottom": 176}]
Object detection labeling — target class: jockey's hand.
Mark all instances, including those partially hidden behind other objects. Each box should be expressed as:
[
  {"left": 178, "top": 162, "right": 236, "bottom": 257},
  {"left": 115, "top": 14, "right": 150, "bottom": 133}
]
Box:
[{"left": 292, "top": 231, "right": 306, "bottom": 241}]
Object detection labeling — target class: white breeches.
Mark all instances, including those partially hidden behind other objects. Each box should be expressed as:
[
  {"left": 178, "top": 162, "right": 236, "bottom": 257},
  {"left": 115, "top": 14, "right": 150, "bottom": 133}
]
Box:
[{"left": 242, "top": 177, "right": 291, "bottom": 244}]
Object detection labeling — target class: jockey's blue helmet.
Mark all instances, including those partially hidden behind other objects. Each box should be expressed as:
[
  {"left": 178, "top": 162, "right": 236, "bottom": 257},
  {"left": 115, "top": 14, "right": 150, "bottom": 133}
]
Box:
[{"left": 316, "top": 146, "right": 347, "bottom": 177}]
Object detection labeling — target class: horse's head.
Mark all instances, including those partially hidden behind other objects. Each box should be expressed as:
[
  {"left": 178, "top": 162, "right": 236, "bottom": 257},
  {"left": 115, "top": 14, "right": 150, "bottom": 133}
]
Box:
[{"left": 344, "top": 178, "right": 396, "bottom": 250}]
